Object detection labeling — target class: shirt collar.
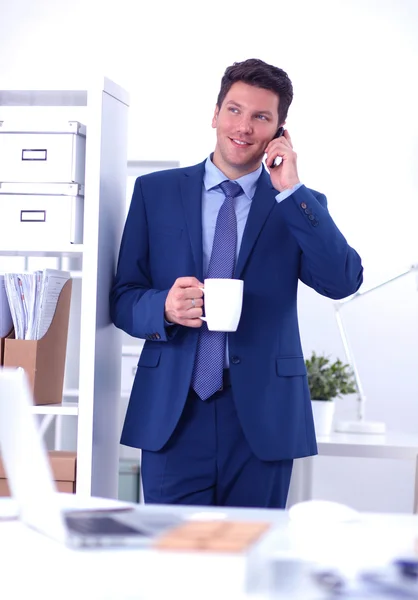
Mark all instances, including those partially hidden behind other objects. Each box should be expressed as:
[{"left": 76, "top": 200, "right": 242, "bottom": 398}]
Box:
[{"left": 203, "top": 154, "right": 262, "bottom": 200}]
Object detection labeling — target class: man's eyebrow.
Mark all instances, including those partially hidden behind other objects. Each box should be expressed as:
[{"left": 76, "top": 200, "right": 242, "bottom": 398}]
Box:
[{"left": 226, "top": 100, "right": 273, "bottom": 117}]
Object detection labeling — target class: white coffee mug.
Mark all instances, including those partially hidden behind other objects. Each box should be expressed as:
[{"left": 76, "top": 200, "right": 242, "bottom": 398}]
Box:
[{"left": 200, "top": 278, "right": 244, "bottom": 332}]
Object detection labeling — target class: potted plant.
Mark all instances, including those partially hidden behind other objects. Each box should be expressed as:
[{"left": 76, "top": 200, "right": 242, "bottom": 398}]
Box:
[{"left": 305, "top": 351, "right": 357, "bottom": 435}]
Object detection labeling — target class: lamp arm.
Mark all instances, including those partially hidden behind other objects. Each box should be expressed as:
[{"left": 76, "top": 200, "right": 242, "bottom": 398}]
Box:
[
  {"left": 333, "top": 262, "right": 417, "bottom": 426},
  {"left": 334, "top": 306, "right": 367, "bottom": 421},
  {"left": 338, "top": 264, "right": 418, "bottom": 306}
]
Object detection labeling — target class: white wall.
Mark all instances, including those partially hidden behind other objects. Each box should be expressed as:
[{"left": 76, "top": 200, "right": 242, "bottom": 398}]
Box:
[{"left": 1, "top": 0, "right": 417, "bottom": 511}]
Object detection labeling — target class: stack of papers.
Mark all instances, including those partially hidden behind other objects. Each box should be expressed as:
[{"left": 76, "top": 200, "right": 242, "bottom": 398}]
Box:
[
  {"left": 0, "top": 275, "right": 13, "bottom": 338},
  {"left": 2, "top": 269, "right": 70, "bottom": 340}
]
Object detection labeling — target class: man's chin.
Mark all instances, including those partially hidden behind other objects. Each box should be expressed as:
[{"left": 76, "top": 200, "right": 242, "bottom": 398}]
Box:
[
  {"left": 229, "top": 155, "right": 263, "bottom": 173},
  {"left": 214, "top": 147, "right": 264, "bottom": 176},
  {"left": 225, "top": 146, "right": 260, "bottom": 163}
]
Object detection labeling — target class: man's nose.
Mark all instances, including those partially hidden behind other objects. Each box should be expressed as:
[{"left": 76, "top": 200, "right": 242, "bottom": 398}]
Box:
[{"left": 237, "top": 117, "right": 252, "bottom": 134}]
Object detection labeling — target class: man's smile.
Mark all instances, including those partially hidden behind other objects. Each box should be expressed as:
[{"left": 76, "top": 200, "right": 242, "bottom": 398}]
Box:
[{"left": 229, "top": 137, "right": 253, "bottom": 148}]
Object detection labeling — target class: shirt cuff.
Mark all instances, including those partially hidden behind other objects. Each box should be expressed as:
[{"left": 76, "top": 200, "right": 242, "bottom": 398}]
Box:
[{"left": 275, "top": 182, "right": 303, "bottom": 203}]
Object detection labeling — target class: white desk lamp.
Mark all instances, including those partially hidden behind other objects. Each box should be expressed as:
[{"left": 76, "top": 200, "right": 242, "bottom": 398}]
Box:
[{"left": 333, "top": 263, "right": 418, "bottom": 434}]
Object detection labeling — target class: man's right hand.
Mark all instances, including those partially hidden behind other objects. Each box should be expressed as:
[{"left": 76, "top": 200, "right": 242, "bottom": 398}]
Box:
[{"left": 164, "top": 277, "right": 204, "bottom": 327}]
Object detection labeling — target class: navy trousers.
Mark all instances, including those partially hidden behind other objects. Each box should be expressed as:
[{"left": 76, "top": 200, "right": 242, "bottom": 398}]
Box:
[{"left": 141, "top": 385, "right": 293, "bottom": 508}]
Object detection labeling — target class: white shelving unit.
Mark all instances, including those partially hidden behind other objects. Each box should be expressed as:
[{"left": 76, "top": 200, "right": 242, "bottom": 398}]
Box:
[
  {"left": 32, "top": 402, "right": 79, "bottom": 416},
  {"left": 0, "top": 77, "right": 129, "bottom": 498},
  {"left": 0, "top": 246, "right": 84, "bottom": 257}
]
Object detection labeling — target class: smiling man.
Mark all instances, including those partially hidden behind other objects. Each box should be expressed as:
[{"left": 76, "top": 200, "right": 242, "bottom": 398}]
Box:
[
  {"left": 212, "top": 80, "right": 292, "bottom": 183},
  {"left": 110, "top": 59, "right": 364, "bottom": 509}
]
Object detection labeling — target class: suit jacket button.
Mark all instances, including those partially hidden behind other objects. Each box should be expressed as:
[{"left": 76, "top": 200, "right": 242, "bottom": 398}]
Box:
[
  {"left": 300, "top": 202, "right": 307, "bottom": 209},
  {"left": 230, "top": 356, "right": 241, "bottom": 365}
]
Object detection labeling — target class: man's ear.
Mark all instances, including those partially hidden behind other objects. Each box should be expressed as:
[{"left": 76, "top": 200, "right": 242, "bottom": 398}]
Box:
[{"left": 212, "top": 105, "right": 219, "bottom": 129}]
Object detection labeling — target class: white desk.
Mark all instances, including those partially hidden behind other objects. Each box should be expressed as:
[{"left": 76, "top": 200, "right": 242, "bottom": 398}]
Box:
[
  {"left": 1, "top": 500, "right": 418, "bottom": 599},
  {"left": 289, "top": 431, "right": 418, "bottom": 511}
]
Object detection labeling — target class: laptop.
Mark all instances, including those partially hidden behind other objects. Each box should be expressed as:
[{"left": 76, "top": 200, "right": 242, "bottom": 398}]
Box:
[{"left": 0, "top": 366, "right": 182, "bottom": 547}]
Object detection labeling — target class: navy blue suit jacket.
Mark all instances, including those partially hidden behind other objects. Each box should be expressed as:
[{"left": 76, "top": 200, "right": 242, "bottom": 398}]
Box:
[{"left": 110, "top": 161, "right": 363, "bottom": 461}]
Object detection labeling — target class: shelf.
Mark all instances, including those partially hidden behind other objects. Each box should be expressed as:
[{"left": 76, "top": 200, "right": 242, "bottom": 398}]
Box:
[
  {"left": 122, "top": 344, "right": 143, "bottom": 356},
  {"left": 0, "top": 76, "right": 130, "bottom": 497},
  {"left": 63, "top": 388, "right": 79, "bottom": 398},
  {"left": 0, "top": 77, "right": 129, "bottom": 108},
  {"left": 70, "top": 271, "right": 82, "bottom": 279},
  {"left": 31, "top": 401, "right": 78, "bottom": 416},
  {"left": 0, "top": 90, "right": 87, "bottom": 107},
  {"left": 63, "top": 388, "right": 131, "bottom": 402},
  {"left": 0, "top": 245, "right": 84, "bottom": 257}
]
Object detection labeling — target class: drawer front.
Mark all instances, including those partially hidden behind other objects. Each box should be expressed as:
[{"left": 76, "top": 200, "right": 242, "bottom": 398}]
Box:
[
  {"left": 0, "top": 194, "right": 84, "bottom": 244},
  {"left": 0, "top": 132, "right": 86, "bottom": 184}
]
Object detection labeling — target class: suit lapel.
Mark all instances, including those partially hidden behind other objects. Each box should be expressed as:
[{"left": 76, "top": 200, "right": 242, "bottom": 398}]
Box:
[
  {"left": 235, "top": 168, "right": 277, "bottom": 279},
  {"left": 180, "top": 161, "right": 206, "bottom": 281}
]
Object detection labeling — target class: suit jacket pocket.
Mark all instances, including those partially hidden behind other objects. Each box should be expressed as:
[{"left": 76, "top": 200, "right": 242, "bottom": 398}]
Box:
[
  {"left": 138, "top": 348, "right": 161, "bottom": 368},
  {"left": 276, "top": 356, "right": 306, "bottom": 377}
]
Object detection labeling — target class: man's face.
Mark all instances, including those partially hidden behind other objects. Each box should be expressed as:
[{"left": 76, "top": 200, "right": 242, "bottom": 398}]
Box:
[{"left": 212, "top": 81, "right": 280, "bottom": 178}]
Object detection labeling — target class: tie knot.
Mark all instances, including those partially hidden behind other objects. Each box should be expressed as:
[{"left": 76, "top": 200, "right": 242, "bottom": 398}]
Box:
[{"left": 219, "top": 180, "right": 242, "bottom": 199}]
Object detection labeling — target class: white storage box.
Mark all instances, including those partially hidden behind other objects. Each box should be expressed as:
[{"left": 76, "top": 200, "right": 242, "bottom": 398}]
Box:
[
  {"left": 0, "top": 121, "right": 86, "bottom": 184},
  {"left": 0, "top": 183, "right": 84, "bottom": 245}
]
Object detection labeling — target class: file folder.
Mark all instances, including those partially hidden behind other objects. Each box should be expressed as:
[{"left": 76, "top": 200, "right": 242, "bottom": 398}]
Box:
[{"left": 3, "top": 280, "right": 72, "bottom": 405}]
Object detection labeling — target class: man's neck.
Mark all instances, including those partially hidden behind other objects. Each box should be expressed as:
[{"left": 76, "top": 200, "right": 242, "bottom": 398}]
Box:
[{"left": 211, "top": 151, "right": 262, "bottom": 180}]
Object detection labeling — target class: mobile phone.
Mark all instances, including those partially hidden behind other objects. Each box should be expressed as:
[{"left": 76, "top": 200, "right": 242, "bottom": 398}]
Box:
[{"left": 270, "top": 127, "right": 284, "bottom": 168}]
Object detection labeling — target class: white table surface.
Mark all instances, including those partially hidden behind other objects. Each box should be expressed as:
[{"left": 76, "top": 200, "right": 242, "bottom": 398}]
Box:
[
  {"left": 2, "top": 496, "right": 418, "bottom": 600},
  {"left": 317, "top": 431, "right": 418, "bottom": 459},
  {"left": 288, "top": 430, "right": 418, "bottom": 511}
]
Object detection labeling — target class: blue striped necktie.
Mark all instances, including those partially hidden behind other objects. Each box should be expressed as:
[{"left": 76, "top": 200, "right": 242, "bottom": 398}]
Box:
[{"left": 191, "top": 180, "right": 242, "bottom": 400}]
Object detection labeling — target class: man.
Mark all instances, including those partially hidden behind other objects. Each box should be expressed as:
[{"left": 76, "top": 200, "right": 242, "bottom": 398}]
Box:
[{"left": 110, "top": 58, "right": 363, "bottom": 508}]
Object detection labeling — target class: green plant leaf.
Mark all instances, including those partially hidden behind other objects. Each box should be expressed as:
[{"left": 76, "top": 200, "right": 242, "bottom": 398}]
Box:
[{"left": 305, "top": 351, "right": 357, "bottom": 401}]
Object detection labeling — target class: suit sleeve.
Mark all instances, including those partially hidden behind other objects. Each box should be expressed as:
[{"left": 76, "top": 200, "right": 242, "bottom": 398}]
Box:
[
  {"left": 280, "top": 185, "right": 363, "bottom": 299},
  {"left": 109, "top": 177, "right": 179, "bottom": 341}
]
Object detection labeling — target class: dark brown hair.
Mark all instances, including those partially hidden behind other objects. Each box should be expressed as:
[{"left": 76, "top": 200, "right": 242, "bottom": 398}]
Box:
[{"left": 216, "top": 58, "right": 293, "bottom": 125}]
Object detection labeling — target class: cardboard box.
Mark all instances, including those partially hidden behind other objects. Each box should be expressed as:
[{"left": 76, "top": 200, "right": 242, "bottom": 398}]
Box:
[
  {"left": 3, "top": 279, "right": 72, "bottom": 405},
  {"left": 0, "top": 450, "right": 76, "bottom": 496},
  {"left": 147, "top": 519, "right": 274, "bottom": 597},
  {"left": 154, "top": 520, "right": 271, "bottom": 553},
  {"left": 0, "top": 329, "right": 14, "bottom": 366},
  {"left": 0, "top": 335, "right": 6, "bottom": 365}
]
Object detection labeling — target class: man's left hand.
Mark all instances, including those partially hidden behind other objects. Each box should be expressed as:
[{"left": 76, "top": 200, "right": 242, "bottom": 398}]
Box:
[{"left": 265, "top": 130, "right": 300, "bottom": 192}]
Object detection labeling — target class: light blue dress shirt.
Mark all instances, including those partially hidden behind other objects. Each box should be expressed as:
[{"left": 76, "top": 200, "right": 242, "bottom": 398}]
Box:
[{"left": 202, "top": 155, "right": 302, "bottom": 367}]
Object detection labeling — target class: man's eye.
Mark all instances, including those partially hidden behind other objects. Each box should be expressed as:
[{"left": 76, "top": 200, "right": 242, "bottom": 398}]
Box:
[
  {"left": 256, "top": 114, "right": 267, "bottom": 121},
  {"left": 228, "top": 107, "right": 239, "bottom": 114}
]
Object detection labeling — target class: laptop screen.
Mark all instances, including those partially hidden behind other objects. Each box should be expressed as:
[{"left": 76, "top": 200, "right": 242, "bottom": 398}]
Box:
[{"left": 0, "top": 367, "right": 67, "bottom": 542}]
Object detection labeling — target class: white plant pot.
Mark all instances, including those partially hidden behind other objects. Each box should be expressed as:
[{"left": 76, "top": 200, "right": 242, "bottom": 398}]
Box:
[{"left": 311, "top": 400, "right": 335, "bottom": 436}]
